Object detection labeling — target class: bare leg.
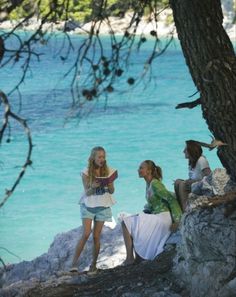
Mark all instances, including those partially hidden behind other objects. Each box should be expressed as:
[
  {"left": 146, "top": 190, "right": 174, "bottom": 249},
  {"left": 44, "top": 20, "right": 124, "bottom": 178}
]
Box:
[
  {"left": 71, "top": 218, "right": 92, "bottom": 268},
  {"left": 174, "top": 179, "right": 184, "bottom": 210},
  {"left": 121, "top": 221, "right": 135, "bottom": 265},
  {"left": 90, "top": 220, "right": 105, "bottom": 270},
  {"left": 175, "top": 179, "right": 190, "bottom": 211}
]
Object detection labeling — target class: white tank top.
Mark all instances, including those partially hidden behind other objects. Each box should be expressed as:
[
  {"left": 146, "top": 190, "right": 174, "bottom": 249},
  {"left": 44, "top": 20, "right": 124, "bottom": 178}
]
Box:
[{"left": 79, "top": 167, "right": 116, "bottom": 208}]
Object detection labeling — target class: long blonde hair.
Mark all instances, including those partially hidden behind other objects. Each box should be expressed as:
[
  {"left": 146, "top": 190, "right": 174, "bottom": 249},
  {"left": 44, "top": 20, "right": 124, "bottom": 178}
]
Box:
[
  {"left": 144, "top": 160, "right": 162, "bottom": 180},
  {"left": 87, "top": 146, "right": 109, "bottom": 185}
]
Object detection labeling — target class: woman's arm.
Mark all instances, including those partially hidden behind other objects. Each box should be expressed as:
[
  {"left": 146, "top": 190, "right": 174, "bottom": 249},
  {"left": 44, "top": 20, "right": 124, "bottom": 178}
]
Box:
[
  {"left": 149, "top": 180, "right": 166, "bottom": 212},
  {"left": 82, "top": 173, "right": 100, "bottom": 196},
  {"left": 168, "top": 194, "right": 182, "bottom": 223},
  {"left": 199, "top": 156, "right": 211, "bottom": 177}
]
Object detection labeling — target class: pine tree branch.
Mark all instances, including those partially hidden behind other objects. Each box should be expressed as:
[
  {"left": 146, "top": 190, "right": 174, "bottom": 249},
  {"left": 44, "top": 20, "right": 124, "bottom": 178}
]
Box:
[
  {"left": 188, "top": 136, "right": 228, "bottom": 151},
  {"left": 175, "top": 98, "right": 201, "bottom": 109},
  {"left": 0, "top": 90, "right": 33, "bottom": 208}
]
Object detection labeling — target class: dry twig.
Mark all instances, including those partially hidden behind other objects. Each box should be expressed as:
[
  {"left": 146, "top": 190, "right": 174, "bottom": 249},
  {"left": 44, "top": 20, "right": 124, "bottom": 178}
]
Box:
[{"left": 0, "top": 90, "right": 33, "bottom": 208}]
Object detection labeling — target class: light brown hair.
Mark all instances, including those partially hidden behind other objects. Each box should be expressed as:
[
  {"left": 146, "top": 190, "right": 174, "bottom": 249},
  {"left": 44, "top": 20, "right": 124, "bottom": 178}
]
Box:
[
  {"left": 186, "top": 140, "right": 203, "bottom": 168},
  {"left": 143, "top": 160, "right": 162, "bottom": 180}
]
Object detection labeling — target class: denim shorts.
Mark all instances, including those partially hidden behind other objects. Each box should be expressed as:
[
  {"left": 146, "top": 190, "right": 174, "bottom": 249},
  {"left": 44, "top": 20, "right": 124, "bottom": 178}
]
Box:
[{"left": 80, "top": 204, "right": 112, "bottom": 222}]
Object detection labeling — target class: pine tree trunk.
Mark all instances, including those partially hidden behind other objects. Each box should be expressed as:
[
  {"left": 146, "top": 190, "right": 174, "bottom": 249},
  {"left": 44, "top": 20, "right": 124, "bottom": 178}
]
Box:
[{"left": 170, "top": 0, "right": 236, "bottom": 181}]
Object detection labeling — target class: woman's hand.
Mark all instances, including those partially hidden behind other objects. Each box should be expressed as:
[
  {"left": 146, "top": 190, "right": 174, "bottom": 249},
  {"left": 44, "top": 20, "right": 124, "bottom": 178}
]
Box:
[
  {"left": 202, "top": 167, "right": 211, "bottom": 177},
  {"left": 91, "top": 181, "right": 101, "bottom": 188},
  {"left": 184, "top": 179, "right": 198, "bottom": 192},
  {"left": 107, "top": 182, "right": 114, "bottom": 194}
]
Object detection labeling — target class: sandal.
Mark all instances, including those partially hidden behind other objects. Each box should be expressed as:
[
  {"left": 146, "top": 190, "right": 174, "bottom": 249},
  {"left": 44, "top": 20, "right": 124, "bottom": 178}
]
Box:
[
  {"left": 87, "top": 265, "right": 98, "bottom": 275},
  {"left": 69, "top": 267, "right": 79, "bottom": 273},
  {"left": 119, "top": 260, "right": 134, "bottom": 266}
]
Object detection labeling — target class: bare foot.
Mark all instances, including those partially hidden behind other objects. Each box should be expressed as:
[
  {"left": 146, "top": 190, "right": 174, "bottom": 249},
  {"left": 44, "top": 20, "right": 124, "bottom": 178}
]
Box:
[
  {"left": 134, "top": 253, "right": 144, "bottom": 264},
  {"left": 120, "top": 259, "right": 135, "bottom": 266},
  {"left": 87, "top": 265, "right": 98, "bottom": 275}
]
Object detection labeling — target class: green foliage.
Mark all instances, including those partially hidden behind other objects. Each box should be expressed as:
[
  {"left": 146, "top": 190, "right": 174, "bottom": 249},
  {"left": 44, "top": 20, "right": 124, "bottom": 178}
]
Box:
[
  {"left": 7, "top": 0, "right": 90, "bottom": 22},
  {"left": 7, "top": 0, "right": 169, "bottom": 23},
  {"left": 9, "top": 0, "right": 35, "bottom": 20},
  {"left": 165, "top": 13, "right": 173, "bottom": 25},
  {"left": 66, "top": 0, "right": 92, "bottom": 22}
]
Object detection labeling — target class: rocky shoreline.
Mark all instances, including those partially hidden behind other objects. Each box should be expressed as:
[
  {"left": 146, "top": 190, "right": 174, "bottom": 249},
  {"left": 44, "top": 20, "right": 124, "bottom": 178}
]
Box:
[
  {"left": 1, "top": 169, "right": 236, "bottom": 297},
  {"left": 0, "top": 8, "right": 235, "bottom": 40},
  {"left": 0, "top": 223, "right": 183, "bottom": 297},
  {"left": 0, "top": 11, "right": 175, "bottom": 37},
  {"left": 1, "top": 246, "right": 187, "bottom": 297}
]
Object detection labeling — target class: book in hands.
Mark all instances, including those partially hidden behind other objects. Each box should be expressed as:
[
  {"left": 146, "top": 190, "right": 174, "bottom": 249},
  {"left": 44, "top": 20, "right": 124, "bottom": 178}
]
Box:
[{"left": 95, "top": 170, "right": 118, "bottom": 187}]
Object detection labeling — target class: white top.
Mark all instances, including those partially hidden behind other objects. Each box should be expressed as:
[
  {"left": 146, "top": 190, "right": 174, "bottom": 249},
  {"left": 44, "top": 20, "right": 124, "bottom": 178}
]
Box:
[
  {"left": 79, "top": 167, "right": 116, "bottom": 208},
  {"left": 188, "top": 156, "right": 210, "bottom": 180}
]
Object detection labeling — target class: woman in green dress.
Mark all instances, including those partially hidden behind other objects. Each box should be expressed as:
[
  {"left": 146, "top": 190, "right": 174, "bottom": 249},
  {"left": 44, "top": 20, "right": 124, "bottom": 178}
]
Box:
[{"left": 122, "top": 160, "right": 182, "bottom": 265}]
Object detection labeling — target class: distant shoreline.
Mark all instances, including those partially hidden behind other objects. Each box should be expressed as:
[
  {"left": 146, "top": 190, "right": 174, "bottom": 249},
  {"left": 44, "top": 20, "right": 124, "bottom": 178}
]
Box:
[
  {"left": 0, "top": 12, "right": 176, "bottom": 38},
  {"left": 1, "top": 13, "right": 235, "bottom": 40}
]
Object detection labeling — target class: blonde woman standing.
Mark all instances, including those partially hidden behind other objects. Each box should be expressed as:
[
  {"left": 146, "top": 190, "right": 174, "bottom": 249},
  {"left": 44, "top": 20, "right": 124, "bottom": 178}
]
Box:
[{"left": 70, "top": 146, "right": 117, "bottom": 273}]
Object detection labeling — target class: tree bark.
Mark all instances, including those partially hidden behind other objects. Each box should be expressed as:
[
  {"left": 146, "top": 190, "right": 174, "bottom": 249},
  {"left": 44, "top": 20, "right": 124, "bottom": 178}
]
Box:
[{"left": 170, "top": 0, "right": 236, "bottom": 180}]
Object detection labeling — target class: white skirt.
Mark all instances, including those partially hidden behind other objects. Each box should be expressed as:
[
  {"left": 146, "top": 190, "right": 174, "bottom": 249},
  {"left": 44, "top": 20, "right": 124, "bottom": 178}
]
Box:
[{"left": 123, "top": 211, "right": 172, "bottom": 260}]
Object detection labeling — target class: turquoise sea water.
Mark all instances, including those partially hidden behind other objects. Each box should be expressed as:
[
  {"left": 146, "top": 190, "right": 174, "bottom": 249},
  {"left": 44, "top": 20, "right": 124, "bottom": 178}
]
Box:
[{"left": 0, "top": 34, "right": 222, "bottom": 264}]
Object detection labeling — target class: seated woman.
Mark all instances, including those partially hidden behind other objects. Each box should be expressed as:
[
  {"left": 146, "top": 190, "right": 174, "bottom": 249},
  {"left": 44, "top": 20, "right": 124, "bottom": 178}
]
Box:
[
  {"left": 174, "top": 140, "right": 211, "bottom": 211},
  {"left": 121, "top": 160, "right": 182, "bottom": 265}
]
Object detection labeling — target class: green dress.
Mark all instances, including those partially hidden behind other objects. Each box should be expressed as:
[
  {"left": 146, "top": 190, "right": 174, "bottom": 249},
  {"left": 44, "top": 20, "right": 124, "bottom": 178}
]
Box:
[{"left": 145, "top": 178, "right": 182, "bottom": 223}]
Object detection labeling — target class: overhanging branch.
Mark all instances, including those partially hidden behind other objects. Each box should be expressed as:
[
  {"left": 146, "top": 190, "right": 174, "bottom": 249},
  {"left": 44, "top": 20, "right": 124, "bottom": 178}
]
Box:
[
  {"left": 188, "top": 136, "right": 228, "bottom": 151},
  {"left": 175, "top": 98, "right": 201, "bottom": 109},
  {"left": 0, "top": 90, "right": 33, "bottom": 208}
]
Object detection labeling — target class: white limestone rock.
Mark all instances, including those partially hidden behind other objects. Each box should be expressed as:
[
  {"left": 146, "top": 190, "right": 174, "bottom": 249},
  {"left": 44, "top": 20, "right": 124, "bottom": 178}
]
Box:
[
  {"left": 191, "top": 168, "right": 236, "bottom": 197},
  {"left": 173, "top": 166, "right": 236, "bottom": 296},
  {"left": 0, "top": 224, "right": 126, "bottom": 289}
]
